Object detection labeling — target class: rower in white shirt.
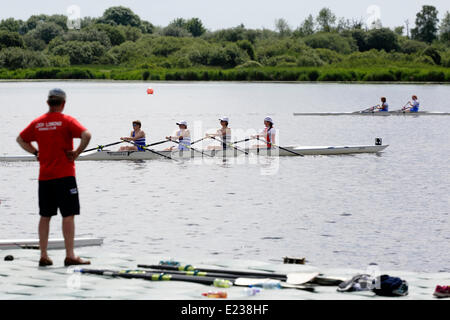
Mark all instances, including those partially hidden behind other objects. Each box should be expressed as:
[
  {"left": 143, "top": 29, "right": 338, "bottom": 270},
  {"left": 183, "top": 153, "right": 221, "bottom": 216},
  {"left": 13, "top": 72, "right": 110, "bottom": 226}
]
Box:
[
  {"left": 165, "top": 120, "right": 191, "bottom": 151},
  {"left": 252, "top": 116, "right": 276, "bottom": 148},
  {"left": 205, "top": 117, "right": 232, "bottom": 150}
]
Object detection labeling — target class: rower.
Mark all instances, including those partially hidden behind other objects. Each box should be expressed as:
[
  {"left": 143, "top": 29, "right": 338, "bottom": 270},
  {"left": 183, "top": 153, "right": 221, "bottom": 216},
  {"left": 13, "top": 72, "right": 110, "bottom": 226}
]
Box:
[
  {"left": 166, "top": 120, "right": 191, "bottom": 151},
  {"left": 119, "top": 120, "right": 146, "bottom": 151},
  {"left": 205, "top": 117, "right": 232, "bottom": 150},
  {"left": 375, "top": 97, "right": 389, "bottom": 112},
  {"left": 252, "top": 117, "right": 275, "bottom": 148},
  {"left": 403, "top": 95, "right": 420, "bottom": 112}
]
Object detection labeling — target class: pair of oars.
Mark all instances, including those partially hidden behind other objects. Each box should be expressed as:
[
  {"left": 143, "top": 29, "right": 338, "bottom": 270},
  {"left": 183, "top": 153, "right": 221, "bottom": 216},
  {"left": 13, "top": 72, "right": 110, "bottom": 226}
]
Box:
[{"left": 78, "top": 267, "right": 317, "bottom": 291}]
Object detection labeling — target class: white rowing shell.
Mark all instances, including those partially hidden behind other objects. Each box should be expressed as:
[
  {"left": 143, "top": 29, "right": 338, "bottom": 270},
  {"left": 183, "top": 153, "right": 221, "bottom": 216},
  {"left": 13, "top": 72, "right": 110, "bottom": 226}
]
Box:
[{"left": 0, "top": 145, "right": 389, "bottom": 162}]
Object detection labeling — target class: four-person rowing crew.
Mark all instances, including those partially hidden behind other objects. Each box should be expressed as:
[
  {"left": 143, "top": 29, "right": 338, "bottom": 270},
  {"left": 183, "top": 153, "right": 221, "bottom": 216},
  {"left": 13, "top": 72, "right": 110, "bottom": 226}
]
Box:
[
  {"left": 365, "top": 95, "right": 420, "bottom": 113},
  {"left": 117, "top": 116, "right": 277, "bottom": 152}
]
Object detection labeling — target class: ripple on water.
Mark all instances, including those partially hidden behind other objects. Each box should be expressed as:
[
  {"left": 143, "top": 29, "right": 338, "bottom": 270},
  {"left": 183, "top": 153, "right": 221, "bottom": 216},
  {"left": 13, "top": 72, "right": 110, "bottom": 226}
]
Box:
[{"left": 261, "top": 237, "right": 283, "bottom": 240}]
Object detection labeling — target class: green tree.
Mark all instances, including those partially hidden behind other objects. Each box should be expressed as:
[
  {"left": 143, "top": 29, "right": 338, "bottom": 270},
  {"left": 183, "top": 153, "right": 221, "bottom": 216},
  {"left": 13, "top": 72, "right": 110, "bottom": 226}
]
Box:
[
  {"left": 350, "top": 29, "right": 367, "bottom": 51},
  {"left": 51, "top": 41, "right": 106, "bottom": 64},
  {"left": 91, "top": 24, "right": 126, "bottom": 46},
  {"left": 0, "top": 47, "right": 49, "bottom": 69},
  {"left": 316, "top": 8, "right": 336, "bottom": 32},
  {"left": 101, "top": 6, "right": 141, "bottom": 27},
  {"left": 294, "top": 15, "right": 315, "bottom": 37},
  {"left": 0, "top": 31, "right": 24, "bottom": 49},
  {"left": 23, "top": 33, "right": 46, "bottom": 51},
  {"left": 24, "top": 14, "right": 68, "bottom": 33},
  {"left": 117, "top": 25, "right": 142, "bottom": 41},
  {"left": 0, "top": 18, "right": 25, "bottom": 33},
  {"left": 186, "top": 18, "right": 206, "bottom": 37},
  {"left": 366, "top": 28, "right": 399, "bottom": 52},
  {"left": 140, "top": 20, "right": 154, "bottom": 34},
  {"left": 304, "top": 33, "right": 354, "bottom": 54},
  {"left": 422, "top": 47, "right": 441, "bottom": 65},
  {"left": 162, "top": 25, "right": 192, "bottom": 37},
  {"left": 439, "top": 11, "right": 450, "bottom": 43},
  {"left": 394, "top": 26, "right": 404, "bottom": 36},
  {"left": 274, "top": 18, "right": 291, "bottom": 37},
  {"left": 31, "top": 22, "right": 64, "bottom": 44},
  {"left": 411, "top": 5, "right": 439, "bottom": 43},
  {"left": 237, "top": 40, "right": 255, "bottom": 60}
]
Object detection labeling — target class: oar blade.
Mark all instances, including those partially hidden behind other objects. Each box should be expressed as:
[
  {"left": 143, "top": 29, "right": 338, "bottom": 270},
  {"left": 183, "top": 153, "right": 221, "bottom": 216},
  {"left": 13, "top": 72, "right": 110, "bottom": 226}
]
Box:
[{"left": 286, "top": 272, "right": 319, "bottom": 285}]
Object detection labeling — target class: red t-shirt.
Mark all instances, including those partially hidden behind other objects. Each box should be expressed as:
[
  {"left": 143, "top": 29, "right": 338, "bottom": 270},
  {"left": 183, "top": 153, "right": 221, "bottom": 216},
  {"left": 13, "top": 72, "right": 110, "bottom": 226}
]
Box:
[{"left": 20, "top": 112, "right": 87, "bottom": 181}]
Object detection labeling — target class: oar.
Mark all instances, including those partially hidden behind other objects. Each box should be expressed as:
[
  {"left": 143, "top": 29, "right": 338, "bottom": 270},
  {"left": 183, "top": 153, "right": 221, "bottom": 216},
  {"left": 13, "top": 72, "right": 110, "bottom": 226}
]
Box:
[
  {"left": 147, "top": 139, "right": 172, "bottom": 147},
  {"left": 354, "top": 106, "right": 377, "bottom": 114},
  {"left": 78, "top": 268, "right": 316, "bottom": 291},
  {"left": 138, "top": 265, "right": 286, "bottom": 281},
  {"left": 139, "top": 264, "right": 318, "bottom": 288},
  {"left": 123, "top": 140, "right": 174, "bottom": 160},
  {"left": 397, "top": 101, "right": 410, "bottom": 113},
  {"left": 138, "top": 264, "right": 287, "bottom": 280},
  {"left": 209, "top": 136, "right": 248, "bottom": 155},
  {"left": 190, "top": 136, "right": 209, "bottom": 146},
  {"left": 230, "top": 137, "right": 253, "bottom": 145},
  {"left": 168, "top": 139, "right": 213, "bottom": 157},
  {"left": 83, "top": 141, "right": 125, "bottom": 153},
  {"left": 255, "top": 138, "right": 304, "bottom": 157}
]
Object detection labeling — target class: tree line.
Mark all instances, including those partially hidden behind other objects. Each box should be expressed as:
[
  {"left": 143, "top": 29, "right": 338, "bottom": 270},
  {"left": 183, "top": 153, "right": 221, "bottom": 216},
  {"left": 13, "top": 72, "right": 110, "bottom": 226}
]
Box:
[{"left": 0, "top": 5, "right": 449, "bottom": 79}]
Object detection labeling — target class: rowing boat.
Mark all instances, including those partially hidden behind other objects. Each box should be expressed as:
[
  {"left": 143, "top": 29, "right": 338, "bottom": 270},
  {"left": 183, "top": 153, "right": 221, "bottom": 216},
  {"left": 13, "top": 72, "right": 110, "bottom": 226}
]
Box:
[
  {"left": 293, "top": 111, "right": 450, "bottom": 116},
  {"left": 0, "top": 237, "right": 103, "bottom": 250},
  {"left": 0, "top": 145, "right": 388, "bottom": 162}
]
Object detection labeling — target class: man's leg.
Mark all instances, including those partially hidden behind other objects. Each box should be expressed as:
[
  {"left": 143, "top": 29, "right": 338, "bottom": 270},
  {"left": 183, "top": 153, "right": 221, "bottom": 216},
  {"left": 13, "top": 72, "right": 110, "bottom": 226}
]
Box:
[
  {"left": 39, "top": 216, "right": 51, "bottom": 259},
  {"left": 62, "top": 215, "right": 75, "bottom": 259}
]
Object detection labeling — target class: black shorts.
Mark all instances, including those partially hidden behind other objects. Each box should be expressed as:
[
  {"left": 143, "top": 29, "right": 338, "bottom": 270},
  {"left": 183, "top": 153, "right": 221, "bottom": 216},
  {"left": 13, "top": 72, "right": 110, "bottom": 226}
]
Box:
[{"left": 38, "top": 176, "right": 80, "bottom": 217}]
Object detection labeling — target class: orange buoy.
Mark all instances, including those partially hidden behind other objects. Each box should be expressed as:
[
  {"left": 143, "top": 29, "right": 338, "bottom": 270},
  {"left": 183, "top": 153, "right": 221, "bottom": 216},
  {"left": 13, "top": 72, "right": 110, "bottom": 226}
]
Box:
[{"left": 147, "top": 88, "right": 154, "bottom": 95}]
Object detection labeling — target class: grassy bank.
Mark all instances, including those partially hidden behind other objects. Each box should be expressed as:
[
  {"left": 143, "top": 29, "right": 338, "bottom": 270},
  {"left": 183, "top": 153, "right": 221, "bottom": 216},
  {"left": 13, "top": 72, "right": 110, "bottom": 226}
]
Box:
[{"left": 1, "top": 65, "right": 449, "bottom": 82}]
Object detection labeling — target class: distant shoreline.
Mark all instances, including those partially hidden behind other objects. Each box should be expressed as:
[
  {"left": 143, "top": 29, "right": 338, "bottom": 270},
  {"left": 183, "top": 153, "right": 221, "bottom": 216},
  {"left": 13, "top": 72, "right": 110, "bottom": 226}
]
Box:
[
  {"left": 1, "top": 66, "right": 449, "bottom": 83},
  {"left": 0, "top": 79, "right": 448, "bottom": 85}
]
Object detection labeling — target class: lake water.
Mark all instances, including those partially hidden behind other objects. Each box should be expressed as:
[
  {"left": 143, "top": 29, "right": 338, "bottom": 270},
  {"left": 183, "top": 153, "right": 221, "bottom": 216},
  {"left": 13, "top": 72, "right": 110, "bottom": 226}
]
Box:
[{"left": 0, "top": 81, "right": 449, "bottom": 273}]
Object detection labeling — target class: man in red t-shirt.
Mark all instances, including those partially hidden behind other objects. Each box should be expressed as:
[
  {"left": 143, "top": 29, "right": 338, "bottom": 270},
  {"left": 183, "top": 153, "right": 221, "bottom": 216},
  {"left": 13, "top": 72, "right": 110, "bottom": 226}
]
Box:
[{"left": 17, "top": 88, "right": 92, "bottom": 267}]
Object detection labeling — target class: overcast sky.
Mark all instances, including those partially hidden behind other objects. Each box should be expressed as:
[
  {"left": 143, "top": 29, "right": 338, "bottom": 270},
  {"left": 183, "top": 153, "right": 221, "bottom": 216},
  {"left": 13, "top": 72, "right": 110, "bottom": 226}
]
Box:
[{"left": 1, "top": 0, "right": 448, "bottom": 30}]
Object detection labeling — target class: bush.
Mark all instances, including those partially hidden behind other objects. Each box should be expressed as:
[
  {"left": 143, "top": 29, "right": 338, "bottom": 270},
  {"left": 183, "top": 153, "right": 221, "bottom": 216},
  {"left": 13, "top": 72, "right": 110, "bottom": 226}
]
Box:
[
  {"left": 399, "top": 39, "right": 428, "bottom": 54},
  {"left": 0, "top": 31, "right": 24, "bottom": 49},
  {"left": 297, "top": 54, "right": 324, "bottom": 67},
  {"left": 50, "top": 41, "right": 106, "bottom": 64},
  {"left": 314, "top": 48, "right": 342, "bottom": 64},
  {"left": 414, "top": 55, "right": 436, "bottom": 65},
  {"left": 117, "top": 25, "right": 142, "bottom": 41},
  {"left": 90, "top": 24, "right": 126, "bottom": 46},
  {"left": 422, "top": 47, "right": 441, "bottom": 65},
  {"left": 0, "top": 47, "right": 49, "bottom": 69},
  {"left": 161, "top": 25, "right": 192, "bottom": 37},
  {"left": 266, "top": 54, "right": 296, "bottom": 66},
  {"left": 236, "top": 60, "right": 263, "bottom": 68},
  {"left": 303, "top": 33, "right": 355, "bottom": 54},
  {"left": 101, "top": 6, "right": 141, "bottom": 27},
  {"left": 63, "top": 29, "right": 112, "bottom": 48},
  {"left": 31, "top": 22, "right": 64, "bottom": 44},
  {"left": 237, "top": 40, "right": 255, "bottom": 60},
  {"left": 23, "top": 33, "right": 46, "bottom": 51},
  {"left": 365, "top": 28, "right": 399, "bottom": 52}
]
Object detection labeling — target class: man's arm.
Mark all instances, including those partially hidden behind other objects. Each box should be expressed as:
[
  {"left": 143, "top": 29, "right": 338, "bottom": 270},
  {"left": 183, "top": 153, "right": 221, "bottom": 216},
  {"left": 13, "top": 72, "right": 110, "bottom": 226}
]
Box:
[
  {"left": 66, "top": 130, "right": 92, "bottom": 161},
  {"left": 16, "top": 135, "right": 38, "bottom": 156}
]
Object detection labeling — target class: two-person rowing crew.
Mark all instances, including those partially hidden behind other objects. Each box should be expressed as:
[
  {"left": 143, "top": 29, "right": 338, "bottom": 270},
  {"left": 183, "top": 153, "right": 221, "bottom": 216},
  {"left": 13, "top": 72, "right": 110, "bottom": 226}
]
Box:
[
  {"left": 371, "top": 95, "right": 420, "bottom": 113},
  {"left": 16, "top": 88, "right": 92, "bottom": 267}
]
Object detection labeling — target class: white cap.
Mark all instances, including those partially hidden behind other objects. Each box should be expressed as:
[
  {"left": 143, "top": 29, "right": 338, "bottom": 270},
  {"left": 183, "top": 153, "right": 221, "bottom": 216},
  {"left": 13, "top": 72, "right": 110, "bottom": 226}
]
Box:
[
  {"left": 219, "top": 117, "right": 229, "bottom": 122},
  {"left": 48, "top": 88, "right": 66, "bottom": 100},
  {"left": 176, "top": 120, "right": 188, "bottom": 126},
  {"left": 264, "top": 116, "right": 273, "bottom": 123}
]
